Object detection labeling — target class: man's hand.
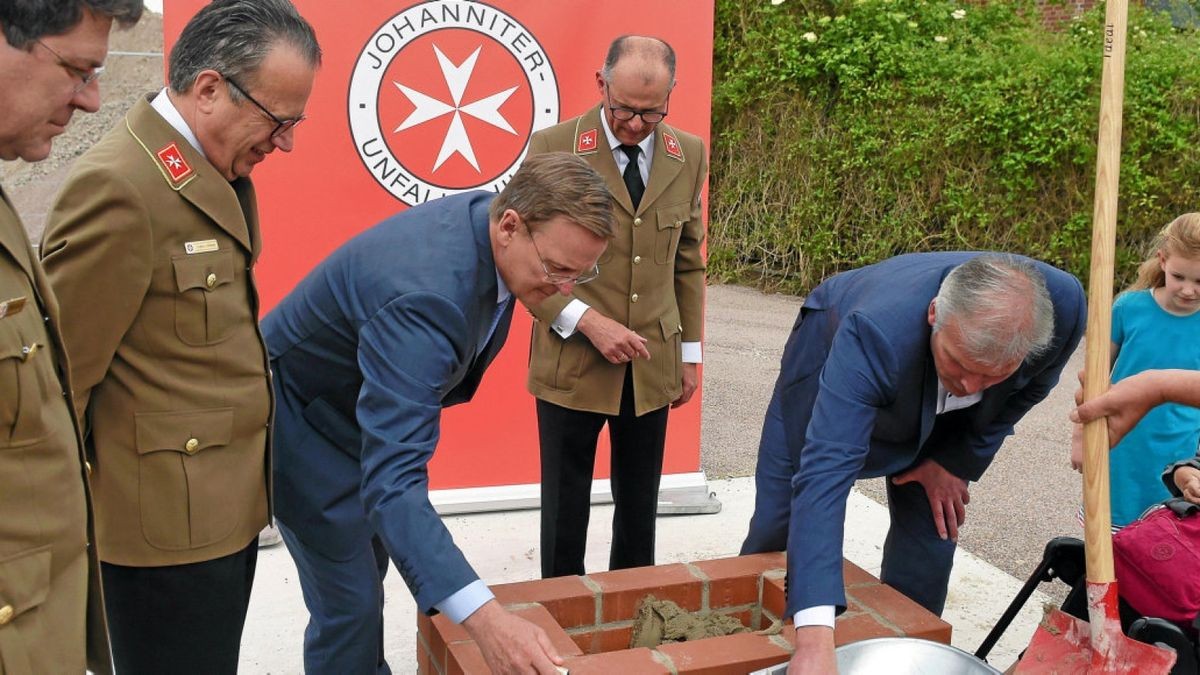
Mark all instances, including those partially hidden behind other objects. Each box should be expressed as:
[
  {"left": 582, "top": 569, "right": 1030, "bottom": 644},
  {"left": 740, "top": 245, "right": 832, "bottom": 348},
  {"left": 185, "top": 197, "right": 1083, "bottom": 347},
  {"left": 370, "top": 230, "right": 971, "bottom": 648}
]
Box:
[
  {"left": 1176, "top": 466, "right": 1200, "bottom": 505},
  {"left": 788, "top": 625, "right": 836, "bottom": 675},
  {"left": 461, "top": 600, "right": 563, "bottom": 674},
  {"left": 892, "top": 459, "right": 969, "bottom": 541},
  {"left": 1069, "top": 370, "right": 1164, "bottom": 448},
  {"left": 577, "top": 310, "right": 650, "bottom": 364},
  {"left": 1069, "top": 422, "right": 1084, "bottom": 473},
  {"left": 672, "top": 363, "right": 699, "bottom": 408}
]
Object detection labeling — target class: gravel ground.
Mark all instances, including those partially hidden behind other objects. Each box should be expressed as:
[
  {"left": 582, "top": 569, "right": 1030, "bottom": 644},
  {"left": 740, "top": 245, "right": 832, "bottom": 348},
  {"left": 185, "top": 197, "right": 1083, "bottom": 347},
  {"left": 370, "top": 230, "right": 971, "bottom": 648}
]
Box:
[{"left": 7, "top": 9, "right": 1082, "bottom": 618}]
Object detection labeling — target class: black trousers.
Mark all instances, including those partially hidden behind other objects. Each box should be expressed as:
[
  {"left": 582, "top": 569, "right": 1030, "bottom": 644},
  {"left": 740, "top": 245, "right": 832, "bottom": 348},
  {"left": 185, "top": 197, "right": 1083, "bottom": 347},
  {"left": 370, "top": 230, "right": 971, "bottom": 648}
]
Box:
[
  {"left": 538, "top": 366, "right": 669, "bottom": 578},
  {"left": 101, "top": 539, "right": 258, "bottom": 675}
]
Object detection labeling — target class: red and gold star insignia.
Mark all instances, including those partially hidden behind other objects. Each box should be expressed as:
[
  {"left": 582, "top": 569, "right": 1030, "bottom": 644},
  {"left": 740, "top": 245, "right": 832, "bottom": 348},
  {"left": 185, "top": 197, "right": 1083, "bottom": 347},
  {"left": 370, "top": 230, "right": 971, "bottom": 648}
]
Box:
[
  {"left": 576, "top": 128, "right": 599, "bottom": 155},
  {"left": 662, "top": 131, "right": 684, "bottom": 162},
  {"left": 156, "top": 142, "right": 194, "bottom": 183}
]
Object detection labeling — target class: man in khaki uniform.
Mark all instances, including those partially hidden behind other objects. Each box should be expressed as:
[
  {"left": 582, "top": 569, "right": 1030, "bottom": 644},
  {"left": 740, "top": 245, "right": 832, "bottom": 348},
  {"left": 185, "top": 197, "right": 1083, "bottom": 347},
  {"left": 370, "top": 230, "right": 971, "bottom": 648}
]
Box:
[
  {"left": 39, "top": 1, "right": 319, "bottom": 672},
  {"left": 0, "top": 1, "right": 142, "bottom": 673},
  {"left": 527, "top": 35, "right": 707, "bottom": 577}
]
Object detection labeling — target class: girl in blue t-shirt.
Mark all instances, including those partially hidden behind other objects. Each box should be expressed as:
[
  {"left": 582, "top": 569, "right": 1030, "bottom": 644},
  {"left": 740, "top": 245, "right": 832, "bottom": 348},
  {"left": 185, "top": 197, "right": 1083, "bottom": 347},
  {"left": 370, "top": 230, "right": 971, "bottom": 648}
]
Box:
[{"left": 1071, "top": 212, "right": 1200, "bottom": 528}]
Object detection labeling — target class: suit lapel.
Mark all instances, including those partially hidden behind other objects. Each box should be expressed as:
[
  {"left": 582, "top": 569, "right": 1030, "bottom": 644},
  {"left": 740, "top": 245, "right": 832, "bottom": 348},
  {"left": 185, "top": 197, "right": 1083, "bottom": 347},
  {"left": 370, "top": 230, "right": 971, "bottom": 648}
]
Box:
[
  {"left": 124, "top": 97, "right": 254, "bottom": 252},
  {"left": 918, "top": 354, "right": 939, "bottom": 446},
  {"left": 0, "top": 190, "right": 36, "bottom": 284},
  {"left": 573, "top": 106, "right": 635, "bottom": 217},
  {"left": 638, "top": 122, "right": 685, "bottom": 213}
]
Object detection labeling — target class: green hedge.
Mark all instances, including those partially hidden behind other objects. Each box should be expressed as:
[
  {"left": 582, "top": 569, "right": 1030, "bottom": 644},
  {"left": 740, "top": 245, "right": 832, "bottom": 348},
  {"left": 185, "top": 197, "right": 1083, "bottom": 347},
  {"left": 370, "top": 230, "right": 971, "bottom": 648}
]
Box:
[{"left": 709, "top": 0, "right": 1200, "bottom": 293}]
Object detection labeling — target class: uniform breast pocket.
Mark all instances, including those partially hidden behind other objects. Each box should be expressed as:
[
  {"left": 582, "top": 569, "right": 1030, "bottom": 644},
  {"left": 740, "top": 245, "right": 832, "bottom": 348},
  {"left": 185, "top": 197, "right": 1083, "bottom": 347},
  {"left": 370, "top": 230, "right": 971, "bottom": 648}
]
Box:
[
  {"left": 0, "top": 319, "right": 54, "bottom": 448},
  {"left": 134, "top": 407, "right": 238, "bottom": 550},
  {"left": 654, "top": 204, "right": 690, "bottom": 264},
  {"left": 171, "top": 252, "right": 239, "bottom": 346}
]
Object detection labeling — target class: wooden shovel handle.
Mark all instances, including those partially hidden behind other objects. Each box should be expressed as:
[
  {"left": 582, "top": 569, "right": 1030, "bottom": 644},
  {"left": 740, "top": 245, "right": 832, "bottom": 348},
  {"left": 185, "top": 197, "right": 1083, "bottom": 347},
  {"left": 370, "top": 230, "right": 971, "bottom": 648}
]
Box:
[{"left": 1082, "top": 0, "right": 1129, "bottom": 584}]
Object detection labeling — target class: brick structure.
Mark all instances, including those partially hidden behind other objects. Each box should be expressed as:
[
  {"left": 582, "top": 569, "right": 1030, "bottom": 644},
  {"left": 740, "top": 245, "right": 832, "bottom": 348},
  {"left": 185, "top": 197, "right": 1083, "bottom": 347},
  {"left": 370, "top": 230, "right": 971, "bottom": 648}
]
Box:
[{"left": 416, "top": 553, "right": 952, "bottom": 674}]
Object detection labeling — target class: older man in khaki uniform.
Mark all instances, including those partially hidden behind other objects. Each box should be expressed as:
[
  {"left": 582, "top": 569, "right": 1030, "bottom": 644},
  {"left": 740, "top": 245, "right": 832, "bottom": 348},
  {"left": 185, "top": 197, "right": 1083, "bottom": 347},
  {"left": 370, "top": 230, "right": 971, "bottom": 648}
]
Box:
[
  {"left": 0, "top": 1, "right": 142, "bottom": 673},
  {"left": 527, "top": 35, "right": 707, "bottom": 578},
  {"left": 39, "top": 1, "right": 319, "bottom": 672}
]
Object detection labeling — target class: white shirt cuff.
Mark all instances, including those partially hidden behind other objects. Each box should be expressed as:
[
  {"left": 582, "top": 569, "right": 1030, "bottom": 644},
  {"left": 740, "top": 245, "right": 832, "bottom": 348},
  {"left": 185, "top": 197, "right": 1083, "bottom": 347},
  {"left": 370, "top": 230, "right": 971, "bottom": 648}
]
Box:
[
  {"left": 794, "top": 605, "right": 836, "bottom": 628},
  {"left": 681, "top": 341, "right": 702, "bottom": 363},
  {"left": 550, "top": 299, "right": 590, "bottom": 339},
  {"left": 434, "top": 580, "right": 494, "bottom": 624}
]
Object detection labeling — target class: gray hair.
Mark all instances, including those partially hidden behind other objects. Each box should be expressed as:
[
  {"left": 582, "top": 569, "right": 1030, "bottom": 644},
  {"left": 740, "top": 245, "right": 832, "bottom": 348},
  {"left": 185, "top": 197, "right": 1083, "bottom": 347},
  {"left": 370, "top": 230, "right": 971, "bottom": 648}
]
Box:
[
  {"left": 601, "top": 35, "right": 676, "bottom": 89},
  {"left": 492, "top": 152, "right": 616, "bottom": 241},
  {"left": 0, "top": 0, "right": 142, "bottom": 48},
  {"left": 168, "top": 0, "right": 321, "bottom": 95},
  {"left": 932, "top": 254, "right": 1055, "bottom": 366}
]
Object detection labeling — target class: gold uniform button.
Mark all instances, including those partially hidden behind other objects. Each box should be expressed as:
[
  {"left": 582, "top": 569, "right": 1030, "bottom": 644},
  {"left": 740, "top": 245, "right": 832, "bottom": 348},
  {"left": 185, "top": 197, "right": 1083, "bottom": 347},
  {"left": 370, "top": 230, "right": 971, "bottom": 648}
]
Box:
[
  {"left": 631, "top": 293, "right": 640, "bottom": 303},
  {"left": 85, "top": 461, "right": 92, "bottom": 476},
  {"left": 0, "top": 605, "right": 13, "bottom": 625},
  {"left": 633, "top": 217, "right": 643, "bottom": 226},
  {"left": 633, "top": 255, "right": 642, "bottom": 264},
  {"left": 206, "top": 273, "right": 218, "bottom": 289},
  {"left": 185, "top": 438, "right": 200, "bottom": 454}
]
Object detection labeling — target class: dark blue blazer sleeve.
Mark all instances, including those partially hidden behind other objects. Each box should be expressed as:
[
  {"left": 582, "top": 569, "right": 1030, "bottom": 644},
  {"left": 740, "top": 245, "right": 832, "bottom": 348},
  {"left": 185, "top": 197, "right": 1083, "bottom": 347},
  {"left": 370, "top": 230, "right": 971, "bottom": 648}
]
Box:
[
  {"left": 786, "top": 311, "right": 899, "bottom": 615},
  {"left": 355, "top": 290, "right": 480, "bottom": 614}
]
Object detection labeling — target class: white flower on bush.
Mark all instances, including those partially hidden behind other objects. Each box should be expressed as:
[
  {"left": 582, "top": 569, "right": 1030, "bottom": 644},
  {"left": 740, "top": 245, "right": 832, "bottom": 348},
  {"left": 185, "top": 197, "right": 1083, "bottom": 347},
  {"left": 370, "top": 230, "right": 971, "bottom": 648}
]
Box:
[
  {"left": 803, "top": 31, "right": 818, "bottom": 42},
  {"left": 770, "top": 0, "right": 785, "bottom": 6},
  {"left": 934, "top": 35, "right": 948, "bottom": 43},
  {"left": 952, "top": 8, "right": 966, "bottom": 20}
]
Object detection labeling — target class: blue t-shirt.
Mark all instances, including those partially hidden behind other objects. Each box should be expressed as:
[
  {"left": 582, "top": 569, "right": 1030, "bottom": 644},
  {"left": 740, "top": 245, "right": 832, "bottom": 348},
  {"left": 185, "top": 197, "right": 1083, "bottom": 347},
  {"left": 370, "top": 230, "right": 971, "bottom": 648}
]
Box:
[{"left": 1109, "top": 289, "right": 1200, "bottom": 526}]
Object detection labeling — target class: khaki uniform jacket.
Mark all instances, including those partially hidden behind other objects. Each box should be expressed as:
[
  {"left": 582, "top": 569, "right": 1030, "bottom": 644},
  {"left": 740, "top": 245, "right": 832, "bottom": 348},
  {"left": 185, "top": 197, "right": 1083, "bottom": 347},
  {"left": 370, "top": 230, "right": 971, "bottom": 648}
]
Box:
[
  {"left": 526, "top": 106, "right": 707, "bottom": 416},
  {"left": 0, "top": 191, "right": 110, "bottom": 674},
  {"left": 40, "top": 96, "right": 273, "bottom": 567}
]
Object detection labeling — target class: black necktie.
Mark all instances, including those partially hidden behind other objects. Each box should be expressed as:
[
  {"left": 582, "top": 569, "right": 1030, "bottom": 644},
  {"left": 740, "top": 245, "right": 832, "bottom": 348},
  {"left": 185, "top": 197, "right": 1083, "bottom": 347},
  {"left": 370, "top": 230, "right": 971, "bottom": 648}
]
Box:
[{"left": 619, "top": 144, "right": 644, "bottom": 210}]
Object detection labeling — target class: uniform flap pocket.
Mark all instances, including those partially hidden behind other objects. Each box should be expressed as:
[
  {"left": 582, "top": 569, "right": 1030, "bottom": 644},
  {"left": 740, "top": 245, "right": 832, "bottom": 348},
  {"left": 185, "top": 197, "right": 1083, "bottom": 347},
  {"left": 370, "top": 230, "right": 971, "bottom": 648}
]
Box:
[
  {"left": 659, "top": 313, "right": 682, "bottom": 339},
  {"left": 656, "top": 204, "right": 690, "bottom": 230},
  {"left": 171, "top": 252, "right": 235, "bottom": 292},
  {"left": 135, "top": 407, "right": 234, "bottom": 455},
  {"left": 0, "top": 545, "right": 51, "bottom": 619},
  {"left": 0, "top": 320, "right": 23, "bottom": 361}
]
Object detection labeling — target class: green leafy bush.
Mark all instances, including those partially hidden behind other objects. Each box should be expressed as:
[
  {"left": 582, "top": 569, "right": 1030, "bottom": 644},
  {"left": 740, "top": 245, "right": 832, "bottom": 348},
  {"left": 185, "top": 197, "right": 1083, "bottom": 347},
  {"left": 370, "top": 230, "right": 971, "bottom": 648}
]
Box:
[{"left": 710, "top": 0, "right": 1200, "bottom": 293}]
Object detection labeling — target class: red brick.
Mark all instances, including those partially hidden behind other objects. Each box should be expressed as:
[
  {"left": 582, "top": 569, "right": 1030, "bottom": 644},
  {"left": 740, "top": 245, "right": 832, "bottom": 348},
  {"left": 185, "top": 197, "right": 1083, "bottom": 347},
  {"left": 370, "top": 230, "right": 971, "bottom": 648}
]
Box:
[
  {"left": 492, "top": 575, "right": 597, "bottom": 629},
  {"left": 843, "top": 560, "right": 877, "bottom": 587},
  {"left": 658, "top": 633, "right": 792, "bottom": 674},
  {"left": 569, "top": 624, "right": 635, "bottom": 654},
  {"left": 833, "top": 611, "right": 900, "bottom": 647},
  {"left": 691, "top": 555, "right": 779, "bottom": 609},
  {"left": 432, "top": 613, "right": 471, "bottom": 645},
  {"left": 848, "top": 584, "right": 952, "bottom": 644},
  {"left": 761, "top": 570, "right": 786, "bottom": 618},
  {"left": 509, "top": 604, "right": 585, "bottom": 659},
  {"left": 563, "top": 648, "right": 672, "bottom": 674},
  {"left": 589, "top": 564, "right": 703, "bottom": 622},
  {"left": 445, "top": 640, "right": 489, "bottom": 675},
  {"left": 417, "top": 637, "right": 432, "bottom": 675}
]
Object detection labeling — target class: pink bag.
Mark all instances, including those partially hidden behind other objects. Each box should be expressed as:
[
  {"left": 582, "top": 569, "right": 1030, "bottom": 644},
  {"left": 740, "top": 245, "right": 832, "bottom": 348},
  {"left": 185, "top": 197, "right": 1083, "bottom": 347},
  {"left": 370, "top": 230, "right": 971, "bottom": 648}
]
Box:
[{"left": 1113, "top": 498, "right": 1200, "bottom": 634}]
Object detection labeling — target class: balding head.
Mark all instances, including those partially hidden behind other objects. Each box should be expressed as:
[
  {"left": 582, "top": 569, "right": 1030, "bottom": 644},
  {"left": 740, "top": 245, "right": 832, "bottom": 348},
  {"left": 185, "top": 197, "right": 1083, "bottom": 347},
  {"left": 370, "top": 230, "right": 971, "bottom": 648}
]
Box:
[{"left": 602, "top": 35, "right": 676, "bottom": 89}]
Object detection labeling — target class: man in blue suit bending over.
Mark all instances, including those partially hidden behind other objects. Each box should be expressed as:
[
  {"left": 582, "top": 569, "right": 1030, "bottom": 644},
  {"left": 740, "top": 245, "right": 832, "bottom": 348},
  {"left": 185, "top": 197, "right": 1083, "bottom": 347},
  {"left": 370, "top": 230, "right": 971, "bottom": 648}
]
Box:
[
  {"left": 740, "top": 253, "right": 1086, "bottom": 674},
  {"left": 264, "top": 152, "right": 615, "bottom": 674}
]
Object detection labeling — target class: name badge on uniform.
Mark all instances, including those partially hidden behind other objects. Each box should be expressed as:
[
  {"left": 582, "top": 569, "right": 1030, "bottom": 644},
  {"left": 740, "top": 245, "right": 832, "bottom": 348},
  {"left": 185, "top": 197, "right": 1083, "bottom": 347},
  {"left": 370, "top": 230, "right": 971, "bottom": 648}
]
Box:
[
  {"left": 184, "top": 240, "right": 219, "bottom": 255},
  {"left": 0, "top": 296, "right": 26, "bottom": 319}
]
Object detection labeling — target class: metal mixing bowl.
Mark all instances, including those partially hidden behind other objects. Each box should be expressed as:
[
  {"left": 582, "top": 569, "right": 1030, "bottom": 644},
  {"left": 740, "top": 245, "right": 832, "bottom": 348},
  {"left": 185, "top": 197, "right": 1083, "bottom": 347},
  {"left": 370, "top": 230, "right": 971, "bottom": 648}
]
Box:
[{"left": 750, "top": 637, "right": 1003, "bottom": 674}]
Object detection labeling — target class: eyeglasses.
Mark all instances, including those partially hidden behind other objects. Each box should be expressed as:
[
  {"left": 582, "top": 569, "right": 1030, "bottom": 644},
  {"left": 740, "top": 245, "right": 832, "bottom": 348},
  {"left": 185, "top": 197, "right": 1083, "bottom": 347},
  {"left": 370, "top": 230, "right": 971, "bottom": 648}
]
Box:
[
  {"left": 223, "top": 75, "right": 305, "bottom": 139},
  {"left": 35, "top": 40, "right": 103, "bottom": 94},
  {"left": 525, "top": 223, "right": 599, "bottom": 285},
  {"left": 604, "top": 84, "right": 669, "bottom": 124}
]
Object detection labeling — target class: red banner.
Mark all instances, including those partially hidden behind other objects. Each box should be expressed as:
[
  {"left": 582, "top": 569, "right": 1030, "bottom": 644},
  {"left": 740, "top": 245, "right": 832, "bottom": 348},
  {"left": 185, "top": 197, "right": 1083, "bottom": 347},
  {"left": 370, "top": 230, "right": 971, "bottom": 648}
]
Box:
[{"left": 165, "top": 0, "right": 714, "bottom": 491}]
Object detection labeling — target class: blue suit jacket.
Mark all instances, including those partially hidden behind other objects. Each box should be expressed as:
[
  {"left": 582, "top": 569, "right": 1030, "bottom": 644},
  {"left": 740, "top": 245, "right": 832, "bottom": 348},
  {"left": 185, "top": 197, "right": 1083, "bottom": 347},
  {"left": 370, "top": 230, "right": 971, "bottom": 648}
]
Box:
[
  {"left": 263, "top": 192, "right": 512, "bottom": 614},
  {"left": 779, "top": 252, "right": 1086, "bottom": 614}
]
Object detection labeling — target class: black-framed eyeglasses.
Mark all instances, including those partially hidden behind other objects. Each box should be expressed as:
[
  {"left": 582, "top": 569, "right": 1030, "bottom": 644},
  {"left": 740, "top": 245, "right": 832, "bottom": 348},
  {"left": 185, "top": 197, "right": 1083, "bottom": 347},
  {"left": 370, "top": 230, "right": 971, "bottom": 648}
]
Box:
[
  {"left": 524, "top": 223, "right": 599, "bottom": 285},
  {"left": 223, "top": 75, "right": 305, "bottom": 139},
  {"left": 35, "top": 39, "right": 103, "bottom": 94},
  {"left": 603, "top": 83, "right": 669, "bottom": 124}
]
